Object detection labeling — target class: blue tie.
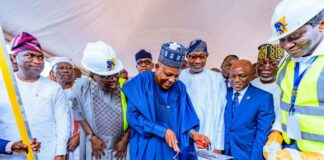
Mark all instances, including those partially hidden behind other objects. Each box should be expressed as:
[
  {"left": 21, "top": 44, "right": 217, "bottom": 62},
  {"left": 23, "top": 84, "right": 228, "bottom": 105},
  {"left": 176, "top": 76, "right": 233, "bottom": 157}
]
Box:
[
  {"left": 225, "top": 79, "right": 229, "bottom": 88},
  {"left": 232, "top": 92, "right": 240, "bottom": 118}
]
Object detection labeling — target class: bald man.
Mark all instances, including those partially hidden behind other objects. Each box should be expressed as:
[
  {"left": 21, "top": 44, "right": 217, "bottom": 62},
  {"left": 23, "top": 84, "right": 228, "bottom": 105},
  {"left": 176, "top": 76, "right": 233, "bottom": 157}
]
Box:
[{"left": 224, "top": 60, "right": 275, "bottom": 160}]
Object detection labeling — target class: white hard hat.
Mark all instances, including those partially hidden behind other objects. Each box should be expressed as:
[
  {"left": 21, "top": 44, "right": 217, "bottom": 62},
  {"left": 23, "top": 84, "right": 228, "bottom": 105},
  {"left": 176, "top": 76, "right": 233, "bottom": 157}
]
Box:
[
  {"left": 81, "top": 41, "right": 123, "bottom": 76},
  {"left": 48, "top": 57, "right": 73, "bottom": 69},
  {"left": 268, "top": 0, "right": 324, "bottom": 42}
]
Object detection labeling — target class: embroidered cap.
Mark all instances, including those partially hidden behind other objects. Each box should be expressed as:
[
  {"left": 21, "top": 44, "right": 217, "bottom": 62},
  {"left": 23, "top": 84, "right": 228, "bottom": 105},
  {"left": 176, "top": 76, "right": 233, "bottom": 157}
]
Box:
[
  {"left": 10, "top": 32, "right": 42, "bottom": 54},
  {"left": 158, "top": 42, "right": 186, "bottom": 69},
  {"left": 48, "top": 57, "right": 73, "bottom": 69},
  {"left": 187, "top": 39, "right": 208, "bottom": 54},
  {"left": 257, "top": 44, "right": 285, "bottom": 61}
]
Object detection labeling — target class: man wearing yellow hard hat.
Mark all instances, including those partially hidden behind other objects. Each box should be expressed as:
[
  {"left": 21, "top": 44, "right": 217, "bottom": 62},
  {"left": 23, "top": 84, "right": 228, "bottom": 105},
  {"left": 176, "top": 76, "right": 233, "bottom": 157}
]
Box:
[{"left": 264, "top": 0, "right": 324, "bottom": 159}]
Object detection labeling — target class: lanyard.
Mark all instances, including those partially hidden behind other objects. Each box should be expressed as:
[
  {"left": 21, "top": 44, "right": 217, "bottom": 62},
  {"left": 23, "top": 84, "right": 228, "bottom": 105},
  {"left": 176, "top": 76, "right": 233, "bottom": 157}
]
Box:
[{"left": 289, "top": 56, "right": 318, "bottom": 115}]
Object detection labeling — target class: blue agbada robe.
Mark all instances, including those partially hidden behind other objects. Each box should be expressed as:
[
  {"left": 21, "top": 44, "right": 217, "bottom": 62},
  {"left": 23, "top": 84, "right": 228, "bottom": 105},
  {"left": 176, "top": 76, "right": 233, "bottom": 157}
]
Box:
[{"left": 121, "top": 71, "right": 200, "bottom": 160}]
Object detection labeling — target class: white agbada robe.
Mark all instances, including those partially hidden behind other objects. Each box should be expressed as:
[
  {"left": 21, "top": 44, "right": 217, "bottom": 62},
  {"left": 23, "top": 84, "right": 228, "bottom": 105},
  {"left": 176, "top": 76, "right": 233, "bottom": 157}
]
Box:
[
  {"left": 251, "top": 77, "right": 282, "bottom": 132},
  {"left": 0, "top": 74, "right": 71, "bottom": 160},
  {"left": 64, "top": 88, "right": 80, "bottom": 160},
  {"left": 179, "top": 68, "right": 226, "bottom": 153}
]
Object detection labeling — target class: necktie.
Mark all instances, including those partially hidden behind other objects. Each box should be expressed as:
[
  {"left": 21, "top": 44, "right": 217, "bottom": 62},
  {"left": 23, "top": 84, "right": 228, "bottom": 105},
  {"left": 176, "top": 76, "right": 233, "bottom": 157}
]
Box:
[
  {"left": 225, "top": 79, "right": 229, "bottom": 88},
  {"left": 232, "top": 92, "right": 240, "bottom": 118}
]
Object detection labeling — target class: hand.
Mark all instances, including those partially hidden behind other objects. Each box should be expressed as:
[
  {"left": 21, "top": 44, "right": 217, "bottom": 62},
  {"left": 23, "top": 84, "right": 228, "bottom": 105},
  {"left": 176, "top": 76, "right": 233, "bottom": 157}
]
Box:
[
  {"left": 267, "top": 149, "right": 294, "bottom": 160},
  {"left": 11, "top": 141, "right": 28, "bottom": 153},
  {"left": 191, "top": 130, "right": 210, "bottom": 149},
  {"left": 91, "top": 136, "right": 106, "bottom": 160},
  {"left": 263, "top": 131, "right": 283, "bottom": 159},
  {"left": 30, "top": 138, "right": 41, "bottom": 153},
  {"left": 54, "top": 155, "right": 64, "bottom": 160},
  {"left": 67, "top": 134, "right": 80, "bottom": 152},
  {"left": 164, "top": 129, "right": 180, "bottom": 153},
  {"left": 114, "top": 136, "right": 129, "bottom": 159},
  {"left": 213, "top": 149, "right": 223, "bottom": 154}
]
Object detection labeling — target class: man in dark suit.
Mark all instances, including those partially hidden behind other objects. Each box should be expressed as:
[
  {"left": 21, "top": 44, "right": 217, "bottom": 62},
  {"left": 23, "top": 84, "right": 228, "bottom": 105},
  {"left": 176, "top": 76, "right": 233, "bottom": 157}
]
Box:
[
  {"left": 0, "top": 139, "right": 40, "bottom": 155},
  {"left": 224, "top": 60, "right": 275, "bottom": 160}
]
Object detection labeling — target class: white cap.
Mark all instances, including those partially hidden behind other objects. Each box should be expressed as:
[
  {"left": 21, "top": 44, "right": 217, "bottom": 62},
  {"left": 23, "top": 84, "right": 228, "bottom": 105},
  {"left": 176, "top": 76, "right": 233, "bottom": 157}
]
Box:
[
  {"left": 48, "top": 57, "right": 73, "bottom": 68},
  {"left": 81, "top": 41, "right": 123, "bottom": 76},
  {"left": 268, "top": 0, "right": 324, "bottom": 42}
]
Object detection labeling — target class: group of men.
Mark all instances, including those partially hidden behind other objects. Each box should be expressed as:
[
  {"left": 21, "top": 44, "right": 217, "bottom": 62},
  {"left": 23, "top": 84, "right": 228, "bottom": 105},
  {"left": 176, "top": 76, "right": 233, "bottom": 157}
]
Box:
[{"left": 1, "top": 0, "right": 324, "bottom": 159}]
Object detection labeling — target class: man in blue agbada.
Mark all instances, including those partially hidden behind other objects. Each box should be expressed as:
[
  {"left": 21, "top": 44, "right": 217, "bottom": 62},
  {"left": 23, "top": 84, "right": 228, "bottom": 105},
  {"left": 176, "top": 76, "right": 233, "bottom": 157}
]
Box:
[{"left": 122, "top": 42, "right": 210, "bottom": 160}]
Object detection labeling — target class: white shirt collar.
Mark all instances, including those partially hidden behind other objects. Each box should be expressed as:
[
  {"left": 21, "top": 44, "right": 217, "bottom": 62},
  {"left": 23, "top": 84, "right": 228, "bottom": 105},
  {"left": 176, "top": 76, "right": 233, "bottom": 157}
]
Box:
[
  {"left": 233, "top": 84, "right": 249, "bottom": 96},
  {"left": 232, "top": 84, "right": 250, "bottom": 103}
]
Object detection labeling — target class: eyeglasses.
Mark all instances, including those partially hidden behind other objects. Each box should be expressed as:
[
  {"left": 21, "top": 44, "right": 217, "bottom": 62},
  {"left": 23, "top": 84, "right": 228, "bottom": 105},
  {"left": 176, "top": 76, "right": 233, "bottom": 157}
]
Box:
[
  {"left": 96, "top": 73, "right": 120, "bottom": 80},
  {"left": 136, "top": 60, "right": 152, "bottom": 65}
]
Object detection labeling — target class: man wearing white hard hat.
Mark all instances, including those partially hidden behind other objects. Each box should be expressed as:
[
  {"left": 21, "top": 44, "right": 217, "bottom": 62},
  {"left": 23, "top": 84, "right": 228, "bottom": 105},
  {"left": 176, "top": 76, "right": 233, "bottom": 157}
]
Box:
[
  {"left": 263, "top": 0, "right": 324, "bottom": 159},
  {"left": 50, "top": 57, "right": 81, "bottom": 160},
  {"left": 70, "top": 41, "right": 129, "bottom": 160}
]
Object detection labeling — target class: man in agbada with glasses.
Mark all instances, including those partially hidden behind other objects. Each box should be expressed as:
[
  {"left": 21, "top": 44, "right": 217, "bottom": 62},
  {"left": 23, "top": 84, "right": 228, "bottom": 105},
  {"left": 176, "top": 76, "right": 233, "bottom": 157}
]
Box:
[{"left": 70, "top": 41, "right": 129, "bottom": 160}]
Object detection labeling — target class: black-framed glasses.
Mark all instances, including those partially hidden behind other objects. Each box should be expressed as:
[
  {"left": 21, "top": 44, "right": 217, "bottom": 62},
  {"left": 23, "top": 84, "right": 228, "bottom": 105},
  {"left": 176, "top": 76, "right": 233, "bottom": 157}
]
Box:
[
  {"left": 96, "top": 73, "right": 120, "bottom": 80},
  {"left": 136, "top": 60, "right": 152, "bottom": 65}
]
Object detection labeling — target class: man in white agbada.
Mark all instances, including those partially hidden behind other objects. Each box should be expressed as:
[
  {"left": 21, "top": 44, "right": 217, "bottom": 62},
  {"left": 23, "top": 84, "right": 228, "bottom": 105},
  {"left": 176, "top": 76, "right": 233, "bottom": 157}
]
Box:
[
  {"left": 251, "top": 44, "right": 285, "bottom": 133},
  {"left": 179, "top": 39, "right": 226, "bottom": 156},
  {"left": 70, "top": 41, "right": 130, "bottom": 160},
  {"left": 50, "top": 57, "right": 80, "bottom": 160},
  {"left": 0, "top": 32, "right": 70, "bottom": 160}
]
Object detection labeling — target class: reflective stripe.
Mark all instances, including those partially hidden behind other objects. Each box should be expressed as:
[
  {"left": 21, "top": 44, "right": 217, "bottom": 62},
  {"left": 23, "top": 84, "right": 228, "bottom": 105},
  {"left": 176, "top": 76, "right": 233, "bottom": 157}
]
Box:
[
  {"left": 318, "top": 68, "right": 324, "bottom": 103},
  {"left": 282, "top": 124, "right": 324, "bottom": 142},
  {"left": 280, "top": 101, "right": 324, "bottom": 116},
  {"left": 276, "top": 55, "right": 290, "bottom": 86},
  {"left": 118, "top": 78, "right": 128, "bottom": 131}
]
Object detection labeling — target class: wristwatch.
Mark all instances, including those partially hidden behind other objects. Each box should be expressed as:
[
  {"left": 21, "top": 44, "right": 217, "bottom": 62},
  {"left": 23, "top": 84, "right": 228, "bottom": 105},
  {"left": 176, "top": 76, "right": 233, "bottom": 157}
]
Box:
[{"left": 86, "top": 133, "right": 96, "bottom": 140}]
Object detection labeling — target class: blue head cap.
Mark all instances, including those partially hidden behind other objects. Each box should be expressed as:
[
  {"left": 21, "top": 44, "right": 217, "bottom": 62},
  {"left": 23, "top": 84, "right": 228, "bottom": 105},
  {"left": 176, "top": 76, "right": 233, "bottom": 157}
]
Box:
[
  {"left": 158, "top": 42, "right": 187, "bottom": 69},
  {"left": 188, "top": 39, "right": 208, "bottom": 54},
  {"left": 135, "top": 49, "right": 152, "bottom": 61}
]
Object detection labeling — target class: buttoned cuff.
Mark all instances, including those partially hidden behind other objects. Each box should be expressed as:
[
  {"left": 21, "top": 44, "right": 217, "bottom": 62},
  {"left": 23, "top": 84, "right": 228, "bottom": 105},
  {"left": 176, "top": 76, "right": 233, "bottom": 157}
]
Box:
[
  {"left": 272, "top": 120, "right": 282, "bottom": 132},
  {"left": 5, "top": 141, "right": 14, "bottom": 153}
]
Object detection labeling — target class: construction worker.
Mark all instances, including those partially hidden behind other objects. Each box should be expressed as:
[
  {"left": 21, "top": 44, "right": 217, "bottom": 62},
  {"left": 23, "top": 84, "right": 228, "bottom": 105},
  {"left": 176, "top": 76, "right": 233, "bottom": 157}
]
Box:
[{"left": 263, "top": 0, "right": 324, "bottom": 159}]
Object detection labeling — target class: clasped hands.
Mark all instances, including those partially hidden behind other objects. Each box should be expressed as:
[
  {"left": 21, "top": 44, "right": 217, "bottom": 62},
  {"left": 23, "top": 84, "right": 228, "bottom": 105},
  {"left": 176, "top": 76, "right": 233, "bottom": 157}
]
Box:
[{"left": 11, "top": 138, "right": 41, "bottom": 153}]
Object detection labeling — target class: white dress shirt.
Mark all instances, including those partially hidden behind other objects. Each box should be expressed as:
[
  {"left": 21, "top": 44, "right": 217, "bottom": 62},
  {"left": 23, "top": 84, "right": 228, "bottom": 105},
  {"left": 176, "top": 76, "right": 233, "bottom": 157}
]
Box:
[
  {"left": 252, "top": 78, "right": 282, "bottom": 132},
  {"left": 232, "top": 84, "right": 249, "bottom": 104},
  {"left": 0, "top": 74, "right": 70, "bottom": 160}
]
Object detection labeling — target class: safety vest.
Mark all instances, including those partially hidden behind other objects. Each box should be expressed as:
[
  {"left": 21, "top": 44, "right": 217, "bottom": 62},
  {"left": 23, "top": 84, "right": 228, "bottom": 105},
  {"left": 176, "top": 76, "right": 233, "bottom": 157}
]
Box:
[
  {"left": 118, "top": 78, "right": 128, "bottom": 131},
  {"left": 276, "top": 55, "right": 324, "bottom": 152}
]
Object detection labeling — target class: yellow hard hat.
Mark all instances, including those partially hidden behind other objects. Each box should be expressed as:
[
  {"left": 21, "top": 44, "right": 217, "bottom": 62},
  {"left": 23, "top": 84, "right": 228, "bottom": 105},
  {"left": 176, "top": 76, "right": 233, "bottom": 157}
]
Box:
[{"left": 268, "top": 0, "right": 324, "bottom": 43}]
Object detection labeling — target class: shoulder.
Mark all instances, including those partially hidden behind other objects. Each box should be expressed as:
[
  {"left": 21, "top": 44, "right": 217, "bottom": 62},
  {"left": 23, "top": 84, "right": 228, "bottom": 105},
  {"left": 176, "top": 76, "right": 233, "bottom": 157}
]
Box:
[
  {"left": 39, "top": 76, "right": 62, "bottom": 90},
  {"left": 126, "top": 71, "right": 153, "bottom": 85},
  {"left": 205, "top": 69, "right": 223, "bottom": 80},
  {"left": 74, "top": 77, "right": 91, "bottom": 88},
  {"left": 250, "top": 84, "right": 273, "bottom": 98},
  {"left": 174, "top": 79, "right": 187, "bottom": 91},
  {"left": 179, "top": 68, "right": 190, "bottom": 77}
]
